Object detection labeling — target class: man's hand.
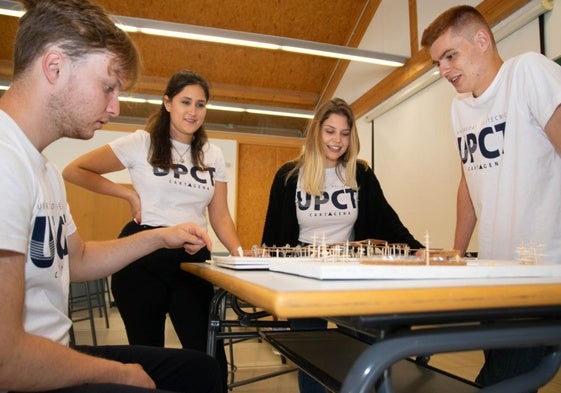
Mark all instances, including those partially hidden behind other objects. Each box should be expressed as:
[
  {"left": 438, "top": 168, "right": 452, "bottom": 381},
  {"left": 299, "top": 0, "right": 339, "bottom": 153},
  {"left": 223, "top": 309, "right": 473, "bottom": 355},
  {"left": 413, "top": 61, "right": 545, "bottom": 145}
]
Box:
[
  {"left": 116, "top": 363, "right": 156, "bottom": 389},
  {"left": 159, "top": 223, "right": 212, "bottom": 254}
]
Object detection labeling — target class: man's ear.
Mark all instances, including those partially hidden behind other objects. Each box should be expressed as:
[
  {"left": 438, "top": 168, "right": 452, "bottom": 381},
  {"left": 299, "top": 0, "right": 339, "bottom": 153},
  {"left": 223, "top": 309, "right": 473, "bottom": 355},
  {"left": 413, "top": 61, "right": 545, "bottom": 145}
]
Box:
[
  {"left": 474, "top": 28, "right": 492, "bottom": 51},
  {"left": 42, "top": 49, "right": 64, "bottom": 84}
]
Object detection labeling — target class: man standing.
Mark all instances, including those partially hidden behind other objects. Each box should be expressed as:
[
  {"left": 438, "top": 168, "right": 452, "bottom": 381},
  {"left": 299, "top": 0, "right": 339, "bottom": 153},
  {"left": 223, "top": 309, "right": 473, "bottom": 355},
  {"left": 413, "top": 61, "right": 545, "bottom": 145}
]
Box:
[
  {"left": 421, "top": 4, "right": 561, "bottom": 389},
  {"left": 0, "top": 1, "right": 222, "bottom": 392}
]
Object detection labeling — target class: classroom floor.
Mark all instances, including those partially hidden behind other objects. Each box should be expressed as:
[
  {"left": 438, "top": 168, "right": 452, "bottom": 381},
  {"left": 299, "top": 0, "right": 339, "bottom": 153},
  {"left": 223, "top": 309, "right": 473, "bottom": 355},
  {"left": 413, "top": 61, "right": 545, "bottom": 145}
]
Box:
[{"left": 71, "top": 304, "right": 561, "bottom": 392}]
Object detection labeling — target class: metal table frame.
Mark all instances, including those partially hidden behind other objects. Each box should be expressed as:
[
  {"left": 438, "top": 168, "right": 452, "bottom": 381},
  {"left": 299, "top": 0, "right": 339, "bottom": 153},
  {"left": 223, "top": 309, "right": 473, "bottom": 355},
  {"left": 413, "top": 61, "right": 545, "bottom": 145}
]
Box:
[
  {"left": 207, "top": 287, "right": 296, "bottom": 389},
  {"left": 183, "top": 263, "right": 561, "bottom": 392},
  {"left": 335, "top": 315, "right": 561, "bottom": 393}
]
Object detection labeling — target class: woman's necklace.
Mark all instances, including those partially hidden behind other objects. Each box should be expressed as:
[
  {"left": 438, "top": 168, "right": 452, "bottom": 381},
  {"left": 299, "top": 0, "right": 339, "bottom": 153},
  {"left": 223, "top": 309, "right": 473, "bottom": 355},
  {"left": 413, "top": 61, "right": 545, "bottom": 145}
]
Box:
[{"left": 171, "top": 143, "right": 190, "bottom": 163}]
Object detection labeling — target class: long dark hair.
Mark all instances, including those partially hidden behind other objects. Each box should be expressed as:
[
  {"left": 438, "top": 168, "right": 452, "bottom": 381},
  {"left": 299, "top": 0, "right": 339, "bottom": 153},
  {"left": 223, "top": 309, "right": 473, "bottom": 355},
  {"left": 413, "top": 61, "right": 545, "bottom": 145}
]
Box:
[{"left": 147, "top": 70, "right": 210, "bottom": 169}]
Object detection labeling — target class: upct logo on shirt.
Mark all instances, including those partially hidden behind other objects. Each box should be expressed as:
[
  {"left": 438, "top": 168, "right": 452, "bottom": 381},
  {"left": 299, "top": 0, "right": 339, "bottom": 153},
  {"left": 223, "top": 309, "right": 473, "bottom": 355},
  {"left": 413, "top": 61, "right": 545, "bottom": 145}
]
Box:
[
  {"left": 153, "top": 164, "right": 216, "bottom": 189},
  {"left": 296, "top": 188, "right": 358, "bottom": 213},
  {"left": 30, "top": 215, "right": 68, "bottom": 268},
  {"left": 457, "top": 120, "right": 505, "bottom": 172}
]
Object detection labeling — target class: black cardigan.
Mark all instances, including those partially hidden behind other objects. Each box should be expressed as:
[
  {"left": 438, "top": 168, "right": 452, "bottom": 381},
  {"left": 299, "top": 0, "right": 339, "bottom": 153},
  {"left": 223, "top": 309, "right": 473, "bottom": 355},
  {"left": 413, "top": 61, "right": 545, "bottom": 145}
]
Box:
[{"left": 261, "top": 160, "right": 423, "bottom": 249}]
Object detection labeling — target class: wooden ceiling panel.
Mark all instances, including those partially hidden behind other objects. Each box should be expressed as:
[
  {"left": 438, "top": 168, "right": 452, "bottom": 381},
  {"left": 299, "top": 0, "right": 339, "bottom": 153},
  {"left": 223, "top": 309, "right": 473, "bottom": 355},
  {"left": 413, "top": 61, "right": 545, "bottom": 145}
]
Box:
[
  {"left": 94, "top": 0, "right": 364, "bottom": 121},
  {"left": 0, "top": 15, "right": 18, "bottom": 79},
  {"left": 0, "top": 1, "right": 533, "bottom": 136},
  {"left": 117, "top": 100, "right": 309, "bottom": 137},
  {"left": 96, "top": 0, "right": 368, "bottom": 44},
  {"left": 133, "top": 34, "right": 334, "bottom": 91}
]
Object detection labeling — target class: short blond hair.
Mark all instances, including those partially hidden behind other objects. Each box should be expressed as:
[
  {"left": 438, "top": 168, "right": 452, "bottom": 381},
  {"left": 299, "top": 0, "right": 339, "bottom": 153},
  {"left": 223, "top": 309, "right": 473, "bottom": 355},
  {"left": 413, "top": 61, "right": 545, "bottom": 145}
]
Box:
[{"left": 421, "top": 5, "right": 495, "bottom": 49}]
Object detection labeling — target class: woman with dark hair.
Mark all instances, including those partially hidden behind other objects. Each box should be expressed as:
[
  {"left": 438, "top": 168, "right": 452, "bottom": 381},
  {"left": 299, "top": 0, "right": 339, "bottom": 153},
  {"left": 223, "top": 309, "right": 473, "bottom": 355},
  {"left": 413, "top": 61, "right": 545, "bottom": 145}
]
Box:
[{"left": 63, "top": 70, "right": 238, "bottom": 386}]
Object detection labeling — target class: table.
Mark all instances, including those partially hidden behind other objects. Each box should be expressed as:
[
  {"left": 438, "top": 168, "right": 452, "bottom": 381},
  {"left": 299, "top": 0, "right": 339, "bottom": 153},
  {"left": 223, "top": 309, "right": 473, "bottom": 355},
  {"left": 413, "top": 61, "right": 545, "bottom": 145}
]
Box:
[{"left": 182, "top": 262, "right": 561, "bottom": 393}]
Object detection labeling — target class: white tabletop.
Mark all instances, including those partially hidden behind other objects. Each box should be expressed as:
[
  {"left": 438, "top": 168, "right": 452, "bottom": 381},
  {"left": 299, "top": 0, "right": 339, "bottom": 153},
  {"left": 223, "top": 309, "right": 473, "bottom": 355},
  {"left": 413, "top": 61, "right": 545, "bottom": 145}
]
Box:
[{"left": 183, "top": 262, "right": 561, "bottom": 318}]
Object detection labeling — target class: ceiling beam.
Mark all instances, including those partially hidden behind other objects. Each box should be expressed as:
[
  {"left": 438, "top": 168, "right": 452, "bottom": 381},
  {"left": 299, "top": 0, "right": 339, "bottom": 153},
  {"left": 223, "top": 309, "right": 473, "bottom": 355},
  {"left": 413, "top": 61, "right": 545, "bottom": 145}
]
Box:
[
  {"left": 0, "top": 59, "right": 11, "bottom": 80},
  {"left": 209, "top": 82, "right": 318, "bottom": 108},
  {"left": 127, "top": 75, "right": 320, "bottom": 109},
  {"left": 0, "top": 61, "right": 318, "bottom": 108},
  {"left": 351, "top": 0, "right": 532, "bottom": 119},
  {"left": 409, "top": 0, "right": 419, "bottom": 57}
]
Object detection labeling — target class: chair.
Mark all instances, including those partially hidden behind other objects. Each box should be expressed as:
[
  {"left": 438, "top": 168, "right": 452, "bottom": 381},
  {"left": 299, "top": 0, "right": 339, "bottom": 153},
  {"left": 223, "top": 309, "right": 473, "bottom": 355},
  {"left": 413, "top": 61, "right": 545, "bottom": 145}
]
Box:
[
  {"left": 210, "top": 289, "right": 295, "bottom": 390},
  {"left": 208, "top": 252, "right": 294, "bottom": 388},
  {"left": 68, "top": 278, "right": 111, "bottom": 345}
]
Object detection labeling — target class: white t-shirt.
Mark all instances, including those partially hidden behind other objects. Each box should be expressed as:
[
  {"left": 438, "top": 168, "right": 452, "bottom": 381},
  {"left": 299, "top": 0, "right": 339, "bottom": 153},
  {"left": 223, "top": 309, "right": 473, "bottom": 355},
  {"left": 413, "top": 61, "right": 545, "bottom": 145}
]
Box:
[
  {"left": 296, "top": 166, "right": 358, "bottom": 244},
  {"left": 110, "top": 130, "right": 228, "bottom": 229},
  {"left": 451, "top": 52, "right": 561, "bottom": 261},
  {"left": 0, "top": 110, "right": 75, "bottom": 345}
]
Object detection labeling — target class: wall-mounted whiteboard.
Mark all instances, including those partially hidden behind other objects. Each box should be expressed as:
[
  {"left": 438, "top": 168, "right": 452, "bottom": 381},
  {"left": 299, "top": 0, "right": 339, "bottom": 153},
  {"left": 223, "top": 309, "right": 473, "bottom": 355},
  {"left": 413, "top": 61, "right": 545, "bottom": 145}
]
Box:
[{"left": 44, "top": 131, "right": 238, "bottom": 254}]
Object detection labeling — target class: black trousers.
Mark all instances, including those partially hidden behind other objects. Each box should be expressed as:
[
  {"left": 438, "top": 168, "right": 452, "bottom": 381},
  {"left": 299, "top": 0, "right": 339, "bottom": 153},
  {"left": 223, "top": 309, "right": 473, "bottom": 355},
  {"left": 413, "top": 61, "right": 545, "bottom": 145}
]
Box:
[
  {"left": 111, "top": 221, "right": 227, "bottom": 390},
  {"left": 41, "top": 344, "right": 222, "bottom": 392},
  {"left": 476, "top": 346, "right": 548, "bottom": 392}
]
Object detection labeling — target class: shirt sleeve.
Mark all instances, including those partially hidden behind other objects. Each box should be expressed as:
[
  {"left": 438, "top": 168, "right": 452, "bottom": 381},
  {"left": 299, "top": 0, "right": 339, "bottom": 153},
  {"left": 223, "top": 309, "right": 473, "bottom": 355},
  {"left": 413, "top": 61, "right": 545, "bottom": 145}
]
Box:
[
  {"left": 518, "top": 53, "right": 561, "bottom": 129},
  {"left": 109, "top": 129, "right": 149, "bottom": 168},
  {"left": 0, "top": 145, "right": 34, "bottom": 253},
  {"left": 207, "top": 143, "right": 228, "bottom": 183}
]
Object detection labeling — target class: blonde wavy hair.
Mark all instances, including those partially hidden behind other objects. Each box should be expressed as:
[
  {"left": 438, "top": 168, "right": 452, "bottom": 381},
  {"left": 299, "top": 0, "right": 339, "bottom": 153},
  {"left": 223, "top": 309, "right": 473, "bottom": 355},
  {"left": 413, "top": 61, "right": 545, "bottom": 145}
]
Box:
[{"left": 287, "top": 98, "right": 360, "bottom": 196}]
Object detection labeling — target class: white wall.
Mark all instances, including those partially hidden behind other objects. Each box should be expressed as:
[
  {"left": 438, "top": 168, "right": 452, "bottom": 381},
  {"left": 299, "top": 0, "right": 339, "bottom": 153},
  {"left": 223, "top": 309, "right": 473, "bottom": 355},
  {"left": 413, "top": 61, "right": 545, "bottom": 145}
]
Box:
[
  {"left": 545, "top": 0, "right": 561, "bottom": 59},
  {"left": 44, "top": 132, "right": 238, "bottom": 254},
  {"left": 372, "top": 77, "right": 458, "bottom": 249},
  {"left": 335, "top": 0, "right": 410, "bottom": 108}
]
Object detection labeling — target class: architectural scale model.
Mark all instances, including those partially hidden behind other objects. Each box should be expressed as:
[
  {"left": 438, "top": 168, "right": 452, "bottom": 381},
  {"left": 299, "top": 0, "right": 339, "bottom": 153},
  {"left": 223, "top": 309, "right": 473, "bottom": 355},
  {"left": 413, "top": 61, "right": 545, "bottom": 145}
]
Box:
[
  {"left": 212, "top": 235, "right": 554, "bottom": 279},
  {"left": 253, "top": 233, "right": 466, "bottom": 266}
]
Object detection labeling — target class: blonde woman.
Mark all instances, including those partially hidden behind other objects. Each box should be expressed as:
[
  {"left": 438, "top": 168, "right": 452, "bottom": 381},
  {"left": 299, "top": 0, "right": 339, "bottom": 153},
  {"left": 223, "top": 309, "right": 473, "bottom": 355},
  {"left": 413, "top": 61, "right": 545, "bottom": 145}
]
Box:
[
  {"left": 261, "top": 97, "right": 422, "bottom": 393},
  {"left": 262, "top": 97, "right": 421, "bottom": 249}
]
